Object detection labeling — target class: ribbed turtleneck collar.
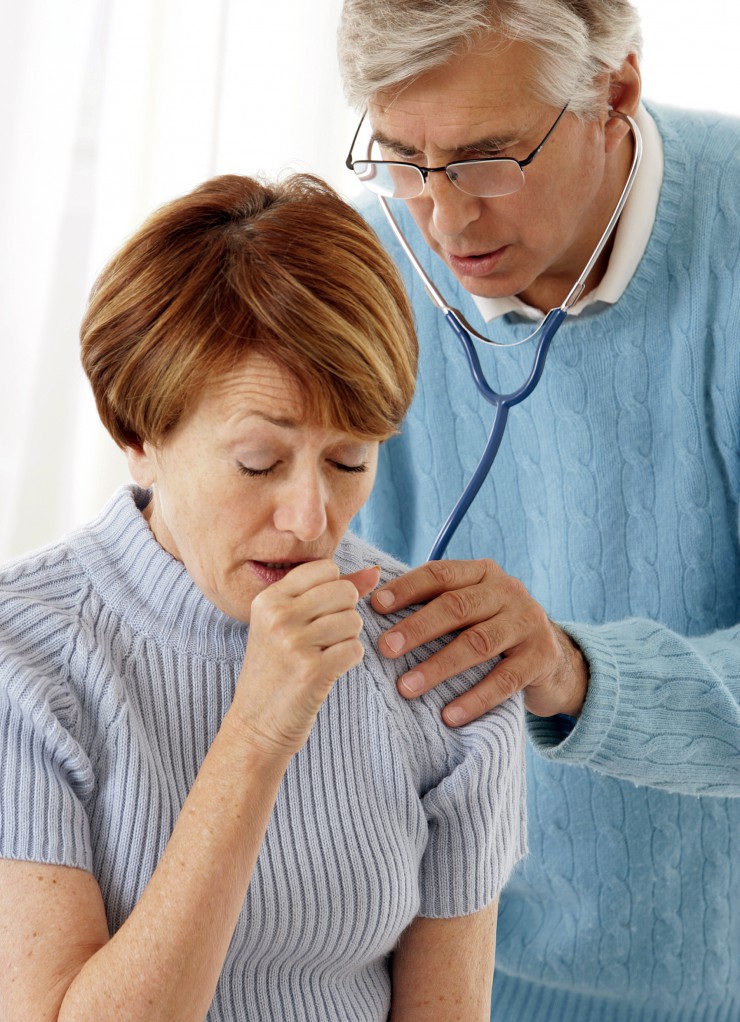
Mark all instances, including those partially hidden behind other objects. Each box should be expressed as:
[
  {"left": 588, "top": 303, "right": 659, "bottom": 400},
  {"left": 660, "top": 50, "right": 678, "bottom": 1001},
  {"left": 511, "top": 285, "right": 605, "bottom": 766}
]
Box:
[{"left": 70, "top": 485, "right": 249, "bottom": 660}]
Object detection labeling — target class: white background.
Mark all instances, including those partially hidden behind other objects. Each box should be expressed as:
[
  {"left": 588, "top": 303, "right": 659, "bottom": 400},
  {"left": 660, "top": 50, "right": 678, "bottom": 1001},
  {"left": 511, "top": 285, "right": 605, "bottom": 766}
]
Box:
[{"left": 0, "top": 0, "right": 738, "bottom": 558}]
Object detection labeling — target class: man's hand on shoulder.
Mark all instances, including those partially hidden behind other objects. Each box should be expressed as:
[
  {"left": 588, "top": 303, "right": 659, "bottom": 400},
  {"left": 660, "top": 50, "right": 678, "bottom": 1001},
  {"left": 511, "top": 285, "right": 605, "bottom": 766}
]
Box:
[{"left": 371, "top": 558, "right": 589, "bottom": 726}]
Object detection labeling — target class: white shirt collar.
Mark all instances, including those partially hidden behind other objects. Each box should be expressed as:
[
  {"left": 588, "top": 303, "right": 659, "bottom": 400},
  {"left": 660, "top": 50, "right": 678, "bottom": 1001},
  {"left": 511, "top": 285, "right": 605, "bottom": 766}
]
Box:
[{"left": 471, "top": 104, "right": 664, "bottom": 324}]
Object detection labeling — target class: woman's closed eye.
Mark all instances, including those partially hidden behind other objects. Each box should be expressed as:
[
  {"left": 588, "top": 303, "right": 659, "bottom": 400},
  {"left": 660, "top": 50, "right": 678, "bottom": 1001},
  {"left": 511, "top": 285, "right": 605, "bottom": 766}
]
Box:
[
  {"left": 237, "top": 459, "right": 369, "bottom": 478},
  {"left": 238, "top": 463, "right": 276, "bottom": 478}
]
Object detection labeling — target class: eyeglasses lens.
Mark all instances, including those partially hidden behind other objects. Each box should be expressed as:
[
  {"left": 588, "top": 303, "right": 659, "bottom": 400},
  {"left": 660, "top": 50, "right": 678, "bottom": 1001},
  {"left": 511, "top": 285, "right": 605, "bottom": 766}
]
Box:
[
  {"left": 450, "top": 160, "right": 524, "bottom": 198},
  {"left": 352, "top": 161, "right": 424, "bottom": 199},
  {"left": 353, "top": 158, "right": 525, "bottom": 199}
]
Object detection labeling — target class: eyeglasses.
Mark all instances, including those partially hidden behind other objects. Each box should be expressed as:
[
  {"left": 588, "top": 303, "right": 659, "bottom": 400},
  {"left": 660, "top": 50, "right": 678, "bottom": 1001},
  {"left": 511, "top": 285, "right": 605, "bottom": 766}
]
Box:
[{"left": 345, "top": 103, "right": 569, "bottom": 200}]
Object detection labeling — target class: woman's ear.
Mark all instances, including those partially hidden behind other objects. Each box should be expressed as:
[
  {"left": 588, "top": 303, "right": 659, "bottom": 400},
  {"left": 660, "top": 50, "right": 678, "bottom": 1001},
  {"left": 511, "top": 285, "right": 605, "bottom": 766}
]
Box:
[
  {"left": 126, "top": 442, "right": 158, "bottom": 488},
  {"left": 605, "top": 52, "right": 642, "bottom": 153}
]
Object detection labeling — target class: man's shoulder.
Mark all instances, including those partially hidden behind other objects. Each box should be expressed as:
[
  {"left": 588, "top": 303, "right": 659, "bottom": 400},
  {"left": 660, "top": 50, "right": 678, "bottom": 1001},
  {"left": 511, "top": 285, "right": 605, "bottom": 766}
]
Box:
[
  {"left": 353, "top": 190, "right": 386, "bottom": 230},
  {"left": 648, "top": 101, "right": 740, "bottom": 163}
]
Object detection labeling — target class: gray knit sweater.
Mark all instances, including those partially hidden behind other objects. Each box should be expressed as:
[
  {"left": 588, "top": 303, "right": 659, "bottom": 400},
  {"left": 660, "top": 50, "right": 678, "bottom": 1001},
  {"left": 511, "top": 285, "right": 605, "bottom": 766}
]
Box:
[{"left": 0, "top": 486, "right": 526, "bottom": 1021}]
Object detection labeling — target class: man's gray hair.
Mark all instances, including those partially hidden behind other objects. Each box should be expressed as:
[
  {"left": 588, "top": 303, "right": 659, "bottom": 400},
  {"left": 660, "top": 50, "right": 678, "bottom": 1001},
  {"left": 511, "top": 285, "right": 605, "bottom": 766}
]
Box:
[{"left": 337, "top": 0, "right": 643, "bottom": 118}]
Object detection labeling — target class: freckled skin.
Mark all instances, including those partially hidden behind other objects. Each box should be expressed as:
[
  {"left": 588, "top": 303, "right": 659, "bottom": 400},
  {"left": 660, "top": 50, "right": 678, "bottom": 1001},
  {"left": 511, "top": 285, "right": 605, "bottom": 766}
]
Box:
[{"left": 127, "top": 353, "right": 378, "bottom": 623}]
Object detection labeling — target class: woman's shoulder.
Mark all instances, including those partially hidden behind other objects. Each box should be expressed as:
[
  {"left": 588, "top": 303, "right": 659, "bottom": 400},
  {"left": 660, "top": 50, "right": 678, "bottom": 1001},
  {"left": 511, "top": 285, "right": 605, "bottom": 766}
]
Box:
[
  {"left": 0, "top": 489, "right": 144, "bottom": 695},
  {"left": 337, "top": 532, "right": 524, "bottom": 788},
  {"left": 0, "top": 534, "right": 89, "bottom": 648},
  {"left": 0, "top": 487, "right": 141, "bottom": 602},
  {"left": 335, "top": 530, "right": 409, "bottom": 580}
]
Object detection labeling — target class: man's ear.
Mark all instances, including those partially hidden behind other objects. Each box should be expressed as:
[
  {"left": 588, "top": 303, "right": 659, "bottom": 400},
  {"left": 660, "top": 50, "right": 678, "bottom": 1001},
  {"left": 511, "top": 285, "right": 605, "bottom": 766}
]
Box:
[
  {"left": 605, "top": 52, "right": 642, "bottom": 153},
  {"left": 126, "top": 442, "right": 158, "bottom": 488}
]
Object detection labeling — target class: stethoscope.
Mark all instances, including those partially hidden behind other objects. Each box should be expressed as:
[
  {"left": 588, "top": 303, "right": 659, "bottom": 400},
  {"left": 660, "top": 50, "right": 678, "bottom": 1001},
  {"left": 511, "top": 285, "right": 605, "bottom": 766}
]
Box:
[{"left": 377, "top": 112, "right": 643, "bottom": 561}]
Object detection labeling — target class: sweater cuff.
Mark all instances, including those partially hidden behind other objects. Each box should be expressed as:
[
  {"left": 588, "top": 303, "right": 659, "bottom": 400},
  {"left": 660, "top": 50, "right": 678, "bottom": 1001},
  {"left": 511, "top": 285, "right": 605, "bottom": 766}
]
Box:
[{"left": 526, "top": 621, "right": 620, "bottom": 764}]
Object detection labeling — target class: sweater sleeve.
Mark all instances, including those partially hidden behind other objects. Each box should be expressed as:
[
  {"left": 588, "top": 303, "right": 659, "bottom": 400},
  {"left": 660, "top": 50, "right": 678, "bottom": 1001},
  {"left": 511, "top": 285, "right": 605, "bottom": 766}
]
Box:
[
  {"left": 0, "top": 668, "right": 95, "bottom": 870},
  {"left": 527, "top": 618, "right": 740, "bottom": 797},
  {"left": 360, "top": 615, "right": 527, "bottom": 919},
  {"left": 0, "top": 586, "right": 96, "bottom": 871},
  {"left": 413, "top": 690, "right": 527, "bottom": 918}
]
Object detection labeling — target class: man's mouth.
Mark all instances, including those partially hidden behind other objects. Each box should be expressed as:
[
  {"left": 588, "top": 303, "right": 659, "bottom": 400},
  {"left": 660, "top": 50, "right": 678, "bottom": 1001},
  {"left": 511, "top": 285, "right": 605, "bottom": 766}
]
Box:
[{"left": 445, "top": 246, "right": 508, "bottom": 278}]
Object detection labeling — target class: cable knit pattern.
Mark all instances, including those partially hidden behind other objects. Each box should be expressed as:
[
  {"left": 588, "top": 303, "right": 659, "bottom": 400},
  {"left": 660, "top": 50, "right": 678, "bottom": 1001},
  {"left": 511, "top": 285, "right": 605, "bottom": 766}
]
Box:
[
  {"left": 0, "top": 486, "right": 526, "bottom": 1021},
  {"left": 353, "top": 104, "right": 740, "bottom": 1020}
]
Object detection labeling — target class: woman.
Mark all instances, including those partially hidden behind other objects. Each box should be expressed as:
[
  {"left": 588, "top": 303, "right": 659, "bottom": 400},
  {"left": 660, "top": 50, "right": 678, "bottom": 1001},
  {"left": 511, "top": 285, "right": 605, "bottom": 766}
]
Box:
[{"left": 0, "top": 174, "right": 526, "bottom": 1021}]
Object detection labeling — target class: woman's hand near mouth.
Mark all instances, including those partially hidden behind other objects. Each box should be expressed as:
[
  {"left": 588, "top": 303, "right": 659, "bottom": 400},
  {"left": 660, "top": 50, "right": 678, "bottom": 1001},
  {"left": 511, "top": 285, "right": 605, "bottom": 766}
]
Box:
[{"left": 231, "top": 561, "right": 381, "bottom": 758}]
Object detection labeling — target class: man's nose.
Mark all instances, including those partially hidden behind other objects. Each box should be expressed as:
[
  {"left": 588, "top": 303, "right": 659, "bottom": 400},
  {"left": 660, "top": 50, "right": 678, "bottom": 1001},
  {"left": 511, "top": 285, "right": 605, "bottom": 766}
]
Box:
[
  {"left": 273, "top": 474, "right": 328, "bottom": 542},
  {"left": 425, "top": 171, "right": 481, "bottom": 237}
]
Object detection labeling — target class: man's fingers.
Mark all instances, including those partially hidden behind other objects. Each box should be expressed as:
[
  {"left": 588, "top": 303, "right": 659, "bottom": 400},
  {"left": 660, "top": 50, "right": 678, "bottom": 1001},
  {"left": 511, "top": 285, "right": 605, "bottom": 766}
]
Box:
[
  {"left": 438, "top": 659, "right": 529, "bottom": 727},
  {"left": 371, "top": 559, "right": 497, "bottom": 613},
  {"left": 395, "top": 622, "right": 506, "bottom": 697},
  {"left": 379, "top": 573, "right": 537, "bottom": 660}
]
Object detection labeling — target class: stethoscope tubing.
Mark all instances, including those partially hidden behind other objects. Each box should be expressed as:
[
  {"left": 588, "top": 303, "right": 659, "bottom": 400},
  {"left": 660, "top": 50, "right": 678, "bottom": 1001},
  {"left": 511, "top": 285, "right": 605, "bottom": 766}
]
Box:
[
  {"left": 375, "top": 112, "right": 643, "bottom": 561},
  {"left": 428, "top": 307, "right": 566, "bottom": 559}
]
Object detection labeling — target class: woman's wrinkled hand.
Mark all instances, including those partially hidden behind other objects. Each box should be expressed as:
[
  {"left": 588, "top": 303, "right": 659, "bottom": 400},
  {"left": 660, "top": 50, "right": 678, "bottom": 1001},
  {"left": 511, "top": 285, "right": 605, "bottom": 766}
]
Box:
[
  {"left": 232, "top": 561, "right": 380, "bottom": 756},
  {"left": 369, "top": 558, "right": 589, "bottom": 726}
]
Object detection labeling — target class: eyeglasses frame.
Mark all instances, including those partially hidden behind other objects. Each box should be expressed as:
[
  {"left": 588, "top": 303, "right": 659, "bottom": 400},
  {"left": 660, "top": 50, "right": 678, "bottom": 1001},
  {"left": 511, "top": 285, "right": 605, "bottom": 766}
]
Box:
[{"left": 345, "top": 102, "right": 571, "bottom": 199}]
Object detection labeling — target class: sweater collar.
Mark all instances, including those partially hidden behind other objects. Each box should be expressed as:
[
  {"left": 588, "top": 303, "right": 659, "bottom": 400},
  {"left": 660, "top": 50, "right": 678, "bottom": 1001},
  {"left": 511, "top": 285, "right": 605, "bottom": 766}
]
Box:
[{"left": 73, "top": 485, "right": 249, "bottom": 658}]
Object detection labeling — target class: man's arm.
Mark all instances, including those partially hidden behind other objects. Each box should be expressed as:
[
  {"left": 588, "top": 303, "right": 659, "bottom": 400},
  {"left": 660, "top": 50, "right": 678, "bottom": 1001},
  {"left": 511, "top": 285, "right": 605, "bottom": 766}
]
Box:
[
  {"left": 527, "top": 617, "right": 740, "bottom": 796},
  {"left": 389, "top": 902, "right": 499, "bottom": 1022},
  {"left": 371, "top": 559, "right": 740, "bottom": 796}
]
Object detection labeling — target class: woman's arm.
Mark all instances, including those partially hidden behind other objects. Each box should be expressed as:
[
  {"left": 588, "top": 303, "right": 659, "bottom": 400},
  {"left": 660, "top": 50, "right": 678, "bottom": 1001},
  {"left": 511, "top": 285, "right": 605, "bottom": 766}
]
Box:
[
  {"left": 0, "top": 561, "right": 378, "bottom": 1022},
  {"left": 0, "top": 719, "right": 288, "bottom": 1022},
  {"left": 389, "top": 901, "right": 499, "bottom": 1022}
]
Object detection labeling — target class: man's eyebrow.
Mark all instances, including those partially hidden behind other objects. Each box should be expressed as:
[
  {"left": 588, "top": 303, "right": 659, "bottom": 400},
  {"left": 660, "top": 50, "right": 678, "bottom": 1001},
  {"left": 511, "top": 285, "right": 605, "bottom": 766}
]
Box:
[{"left": 370, "top": 130, "right": 521, "bottom": 158}]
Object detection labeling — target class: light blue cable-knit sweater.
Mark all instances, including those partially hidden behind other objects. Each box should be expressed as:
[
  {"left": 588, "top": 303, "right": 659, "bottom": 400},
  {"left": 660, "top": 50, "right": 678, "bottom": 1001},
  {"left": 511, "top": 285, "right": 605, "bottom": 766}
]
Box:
[
  {"left": 0, "top": 486, "right": 526, "bottom": 1021},
  {"left": 353, "top": 104, "right": 740, "bottom": 1021}
]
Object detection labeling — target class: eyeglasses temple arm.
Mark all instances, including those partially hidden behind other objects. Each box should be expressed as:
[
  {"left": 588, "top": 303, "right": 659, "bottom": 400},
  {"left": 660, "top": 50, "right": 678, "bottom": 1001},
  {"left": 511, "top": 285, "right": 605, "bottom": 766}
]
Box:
[{"left": 561, "top": 112, "right": 643, "bottom": 311}]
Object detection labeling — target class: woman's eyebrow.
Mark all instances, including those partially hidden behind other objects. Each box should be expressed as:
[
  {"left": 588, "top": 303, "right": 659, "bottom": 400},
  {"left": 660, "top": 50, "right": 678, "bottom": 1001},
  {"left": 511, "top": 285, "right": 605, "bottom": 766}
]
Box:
[
  {"left": 222, "top": 412, "right": 302, "bottom": 441},
  {"left": 253, "top": 413, "right": 300, "bottom": 428}
]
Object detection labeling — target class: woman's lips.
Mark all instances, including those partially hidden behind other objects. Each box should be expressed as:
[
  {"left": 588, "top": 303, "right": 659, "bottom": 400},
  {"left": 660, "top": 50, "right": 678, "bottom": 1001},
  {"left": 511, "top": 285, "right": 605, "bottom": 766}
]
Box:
[
  {"left": 249, "top": 560, "right": 308, "bottom": 584},
  {"left": 446, "top": 246, "right": 508, "bottom": 278}
]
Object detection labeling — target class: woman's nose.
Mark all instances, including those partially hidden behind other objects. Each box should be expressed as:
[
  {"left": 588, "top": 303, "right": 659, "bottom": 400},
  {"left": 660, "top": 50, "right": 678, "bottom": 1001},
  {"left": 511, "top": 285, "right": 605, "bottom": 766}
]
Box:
[{"left": 273, "top": 475, "right": 328, "bottom": 542}]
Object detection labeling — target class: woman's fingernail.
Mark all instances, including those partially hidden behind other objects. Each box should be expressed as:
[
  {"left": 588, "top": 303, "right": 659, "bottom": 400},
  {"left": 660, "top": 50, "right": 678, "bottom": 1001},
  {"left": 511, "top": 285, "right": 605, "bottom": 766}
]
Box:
[
  {"left": 384, "top": 631, "right": 405, "bottom": 654},
  {"left": 444, "top": 706, "right": 468, "bottom": 726},
  {"left": 400, "top": 671, "right": 424, "bottom": 694},
  {"left": 375, "top": 589, "right": 395, "bottom": 609}
]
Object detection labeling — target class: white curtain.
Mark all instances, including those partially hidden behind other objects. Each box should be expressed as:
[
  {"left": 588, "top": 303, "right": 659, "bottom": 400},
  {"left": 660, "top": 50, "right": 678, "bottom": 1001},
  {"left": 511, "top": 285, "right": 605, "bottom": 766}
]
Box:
[
  {"left": 0, "top": 0, "right": 354, "bottom": 559},
  {"left": 1, "top": 0, "right": 738, "bottom": 559}
]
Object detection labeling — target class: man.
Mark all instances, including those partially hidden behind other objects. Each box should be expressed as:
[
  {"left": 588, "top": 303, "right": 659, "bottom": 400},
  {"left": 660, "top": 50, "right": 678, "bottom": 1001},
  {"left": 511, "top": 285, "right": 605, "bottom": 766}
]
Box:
[{"left": 337, "top": 1, "right": 740, "bottom": 1019}]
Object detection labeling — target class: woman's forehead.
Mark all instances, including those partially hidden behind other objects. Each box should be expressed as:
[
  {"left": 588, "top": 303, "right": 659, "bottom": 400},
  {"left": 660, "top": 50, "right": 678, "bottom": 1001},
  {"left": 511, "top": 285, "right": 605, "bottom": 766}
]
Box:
[{"left": 190, "top": 354, "right": 307, "bottom": 427}]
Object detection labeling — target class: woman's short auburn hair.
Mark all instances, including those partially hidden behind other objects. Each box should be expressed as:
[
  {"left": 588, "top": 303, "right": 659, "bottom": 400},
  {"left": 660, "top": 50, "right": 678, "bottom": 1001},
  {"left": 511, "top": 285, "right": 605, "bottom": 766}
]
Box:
[{"left": 80, "top": 173, "right": 418, "bottom": 449}]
